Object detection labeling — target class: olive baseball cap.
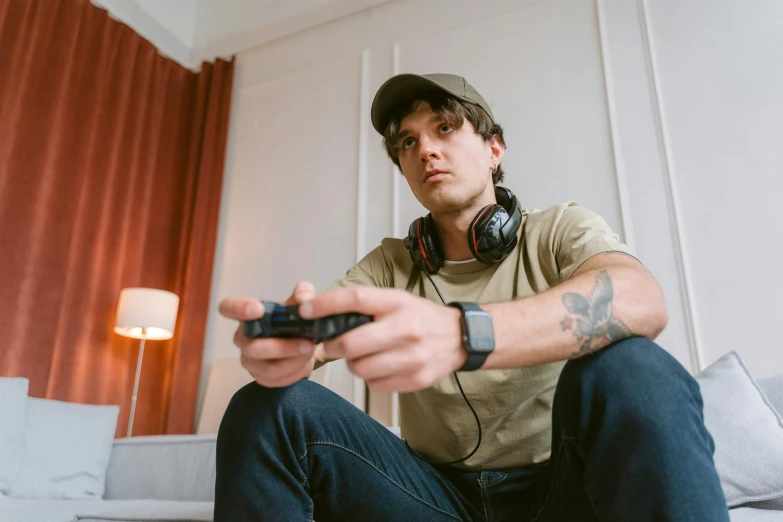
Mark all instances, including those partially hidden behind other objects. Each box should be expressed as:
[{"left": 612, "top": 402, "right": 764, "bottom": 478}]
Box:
[{"left": 370, "top": 73, "right": 494, "bottom": 135}]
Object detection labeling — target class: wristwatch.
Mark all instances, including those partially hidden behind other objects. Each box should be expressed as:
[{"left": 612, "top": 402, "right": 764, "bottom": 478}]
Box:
[{"left": 447, "top": 301, "right": 495, "bottom": 371}]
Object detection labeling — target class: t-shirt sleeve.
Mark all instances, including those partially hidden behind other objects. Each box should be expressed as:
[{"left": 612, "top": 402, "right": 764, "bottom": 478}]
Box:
[
  {"left": 325, "top": 243, "right": 391, "bottom": 292},
  {"left": 550, "top": 203, "right": 636, "bottom": 282}
]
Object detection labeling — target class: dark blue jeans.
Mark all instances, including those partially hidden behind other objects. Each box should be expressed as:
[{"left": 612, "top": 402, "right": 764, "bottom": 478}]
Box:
[{"left": 215, "top": 337, "right": 730, "bottom": 521}]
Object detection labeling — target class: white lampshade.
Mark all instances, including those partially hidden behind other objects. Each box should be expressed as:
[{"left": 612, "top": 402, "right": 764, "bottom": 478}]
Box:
[{"left": 114, "top": 287, "right": 179, "bottom": 340}]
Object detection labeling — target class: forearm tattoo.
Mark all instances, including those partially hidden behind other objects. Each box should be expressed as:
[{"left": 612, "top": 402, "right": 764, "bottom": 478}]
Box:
[{"left": 560, "top": 270, "right": 636, "bottom": 357}]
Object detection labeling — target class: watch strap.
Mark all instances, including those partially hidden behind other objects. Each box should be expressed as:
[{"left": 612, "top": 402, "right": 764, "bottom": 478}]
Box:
[{"left": 461, "top": 351, "right": 489, "bottom": 372}]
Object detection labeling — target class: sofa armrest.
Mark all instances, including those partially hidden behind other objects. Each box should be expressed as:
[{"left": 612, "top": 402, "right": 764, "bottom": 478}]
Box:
[{"left": 104, "top": 434, "right": 216, "bottom": 502}]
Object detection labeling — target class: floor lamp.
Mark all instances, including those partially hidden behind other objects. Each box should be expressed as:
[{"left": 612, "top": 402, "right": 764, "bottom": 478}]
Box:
[{"left": 114, "top": 287, "right": 180, "bottom": 437}]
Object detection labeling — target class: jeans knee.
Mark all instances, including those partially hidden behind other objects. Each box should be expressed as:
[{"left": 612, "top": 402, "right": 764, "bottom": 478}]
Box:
[
  {"left": 561, "top": 337, "right": 693, "bottom": 394},
  {"left": 217, "top": 379, "right": 317, "bottom": 442},
  {"left": 556, "top": 337, "right": 702, "bottom": 431}
]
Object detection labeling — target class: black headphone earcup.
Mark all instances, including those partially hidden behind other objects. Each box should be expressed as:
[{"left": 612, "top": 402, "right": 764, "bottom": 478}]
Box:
[
  {"left": 467, "top": 204, "right": 504, "bottom": 263},
  {"left": 403, "top": 216, "right": 444, "bottom": 274},
  {"left": 418, "top": 215, "right": 444, "bottom": 273},
  {"left": 467, "top": 186, "right": 522, "bottom": 264}
]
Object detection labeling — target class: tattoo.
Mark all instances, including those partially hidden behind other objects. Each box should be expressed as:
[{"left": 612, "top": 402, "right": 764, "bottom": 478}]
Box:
[{"left": 560, "top": 270, "right": 636, "bottom": 357}]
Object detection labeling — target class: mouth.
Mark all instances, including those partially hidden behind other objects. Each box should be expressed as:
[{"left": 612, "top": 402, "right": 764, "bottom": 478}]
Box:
[{"left": 423, "top": 169, "right": 448, "bottom": 183}]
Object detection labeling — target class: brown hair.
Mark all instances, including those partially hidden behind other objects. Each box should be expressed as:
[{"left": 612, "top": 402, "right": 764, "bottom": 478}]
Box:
[{"left": 381, "top": 91, "right": 506, "bottom": 184}]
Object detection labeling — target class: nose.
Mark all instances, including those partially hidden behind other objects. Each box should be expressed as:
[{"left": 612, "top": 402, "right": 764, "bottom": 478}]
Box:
[{"left": 418, "top": 135, "right": 441, "bottom": 164}]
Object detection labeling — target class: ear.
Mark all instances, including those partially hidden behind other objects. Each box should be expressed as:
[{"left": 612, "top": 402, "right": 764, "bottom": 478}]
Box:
[{"left": 489, "top": 134, "right": 505, "bottom": 166}]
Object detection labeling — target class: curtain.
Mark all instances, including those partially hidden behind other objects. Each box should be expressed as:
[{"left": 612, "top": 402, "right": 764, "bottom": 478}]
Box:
[{"left": 0, "top": 0, "right": 234, "bottom": 436}]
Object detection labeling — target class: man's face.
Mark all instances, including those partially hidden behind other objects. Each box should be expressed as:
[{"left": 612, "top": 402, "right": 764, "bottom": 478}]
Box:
[{"left": 395, "top": 101, "right": 501, "bottom": 215}]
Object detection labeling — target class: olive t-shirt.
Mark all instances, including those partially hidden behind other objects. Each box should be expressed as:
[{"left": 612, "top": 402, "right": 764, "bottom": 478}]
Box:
[{"left": 324, "top": 201, "right": 633, "bottom": 470}]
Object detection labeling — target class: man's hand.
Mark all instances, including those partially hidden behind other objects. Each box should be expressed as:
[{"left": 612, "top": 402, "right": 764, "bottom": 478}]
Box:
[
  {"left": 299, "top": 287, "right": 467, "bottom": 393},
  {"left": 218, "top": 281, "right": 318, "bottom": 388}
]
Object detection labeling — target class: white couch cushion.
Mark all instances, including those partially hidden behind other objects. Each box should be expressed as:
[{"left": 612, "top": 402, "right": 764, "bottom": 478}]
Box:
[
  {"left": 0, "top": 497, "right": 109, "bottom": 522},
  {"left": 0, "top": 378, "right": 28, "bottom": 494},
  {"left": 74, "top": 499, "right": 213, "bottom": 521},
  {"left": 729, "top": 507, "right": 783, "bottom": 521},
  {"left": 696, "top": 352, "right": 783, "bottom": 507},
  {"left": 8, "top": 398, "right": 119, "bottom": 500},
  {"left": 0, "top": 498, "right": 212, "bottom": 522}
]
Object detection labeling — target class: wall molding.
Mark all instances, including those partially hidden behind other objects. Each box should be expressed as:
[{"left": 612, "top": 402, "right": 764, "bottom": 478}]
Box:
[
  {"left": 638, "top": 0, "right": 704, "bottom": 372},
  {"left": 391, "top": 43, "right": 402, "bottom": 240},
  {"left": 595, "top": 0, "right": 636, "bottom": 252},
  {"left": 353, "top": 49, "right": 372, "bottom": 411},
  {"left": 390, "top": 42, "right": 401, "bottom": 428}
]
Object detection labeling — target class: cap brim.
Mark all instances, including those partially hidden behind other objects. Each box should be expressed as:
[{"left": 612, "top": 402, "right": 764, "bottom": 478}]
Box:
[{"left": 370, "top": 74, "right": 464, "bottom": 135}]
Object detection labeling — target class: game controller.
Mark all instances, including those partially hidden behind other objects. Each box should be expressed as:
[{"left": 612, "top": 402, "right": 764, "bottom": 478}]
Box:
[{"left": 243, "top": 301, "right": 373, "bottom": 343}]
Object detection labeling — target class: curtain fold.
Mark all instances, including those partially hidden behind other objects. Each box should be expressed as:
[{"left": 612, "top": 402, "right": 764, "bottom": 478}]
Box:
[{"left": 0, "top": 0, "right": 234, "bottom": 436}]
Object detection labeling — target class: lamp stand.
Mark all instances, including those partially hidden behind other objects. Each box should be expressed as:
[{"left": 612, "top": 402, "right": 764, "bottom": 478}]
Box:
[{"left": 127, "top": 330, "right": 147, "bottom": 438}]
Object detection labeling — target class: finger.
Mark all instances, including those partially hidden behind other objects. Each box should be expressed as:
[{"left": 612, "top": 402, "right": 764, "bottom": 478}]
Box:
[
  {"left": 285, "top": 281, "right": 317, "bottom": 305},
  {"left": 232, "top": 324, "right": 315, "bottom": 358},
  {"left": 299, "top": 286, "right": 407, "bottom": 319},
  {"left": 233, "top": 325, "right": 247, "bottom": 349},
  {"left": 346, "top": 348, "right": 420, "bottom": 382},
  {"left": 336, "top": 318, "right": 408, "bottom": 361},
  {"left": 321, "top": 338, "right": 344, "bottom": 361},
  {"left": 242, "top": 353, "right": 313, "bottom": 386},
  {"left": 219, "top": 297, "right": 265, "bottom": 320},
  {"left": 241, "top": 337, "right": 315, "bottom": 361},
  {"left": 262, "top": 359, "right": 315, "bottom": 388}
]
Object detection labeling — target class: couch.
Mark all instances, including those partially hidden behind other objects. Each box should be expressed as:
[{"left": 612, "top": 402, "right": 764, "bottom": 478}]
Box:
[
  {"left": 1, "top": 355, "right": 782, "bottom": 521},
  {"left": 0, "top": 434, "right": 216, "bottom": 522},
  {"left": 727, "top": 369, "right": 783, "bottom": 521}
]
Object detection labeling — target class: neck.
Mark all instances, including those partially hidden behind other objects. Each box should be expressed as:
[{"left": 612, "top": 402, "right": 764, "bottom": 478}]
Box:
[{"left": 432, "top": 197, "right": 496, "bottom": 262}]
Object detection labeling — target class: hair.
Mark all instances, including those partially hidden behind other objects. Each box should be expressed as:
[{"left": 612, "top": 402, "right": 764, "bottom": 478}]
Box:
[{"left": 382, "top": 91, "right": 506, "bottom": 184}]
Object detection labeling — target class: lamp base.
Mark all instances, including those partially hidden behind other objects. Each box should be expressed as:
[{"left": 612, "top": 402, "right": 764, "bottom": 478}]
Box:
[{"left": 127, "top": 336, "right": 146, "bottom": 437}]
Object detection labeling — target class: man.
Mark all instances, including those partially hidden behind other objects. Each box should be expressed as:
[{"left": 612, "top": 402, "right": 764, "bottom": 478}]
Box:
[{"left": 215, "top": 73, "right": 729, "bottom": 521}]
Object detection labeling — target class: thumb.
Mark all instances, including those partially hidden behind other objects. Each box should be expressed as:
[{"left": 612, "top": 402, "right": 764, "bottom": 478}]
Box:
[{"left": 288, "top": 281, "right": 316, "bottom": 305}]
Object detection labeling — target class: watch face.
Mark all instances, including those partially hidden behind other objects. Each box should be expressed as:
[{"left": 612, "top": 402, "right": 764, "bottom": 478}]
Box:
[{"left": 464, "top": 310, "right": 495, "bottom": 353}]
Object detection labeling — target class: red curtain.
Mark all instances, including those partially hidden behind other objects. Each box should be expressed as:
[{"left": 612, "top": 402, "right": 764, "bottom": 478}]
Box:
[{"left": 0, "top": 0, "right": 234, "bottom": 436}]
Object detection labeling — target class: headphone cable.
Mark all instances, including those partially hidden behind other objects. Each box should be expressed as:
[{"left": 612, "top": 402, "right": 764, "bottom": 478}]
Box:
[{"left": 402, "top": 270, "right": 483, "bottom": 467}]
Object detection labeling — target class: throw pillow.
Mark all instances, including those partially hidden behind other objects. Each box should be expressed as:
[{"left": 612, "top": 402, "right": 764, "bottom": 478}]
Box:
[
  {"left": 0, "top": 378, "right": 29, "bottom": 494},
  {"left": 8, "top": 397, "right": 119, "bottom": 499},
  {"left": 695, "top": 351, "right": 783, "bottom": 507},
  {"left": 745, "top": 375, "right": 783, "bottom": 510},
  {"left": 758, "top": 375, "right": 783, "bottom": 418}
]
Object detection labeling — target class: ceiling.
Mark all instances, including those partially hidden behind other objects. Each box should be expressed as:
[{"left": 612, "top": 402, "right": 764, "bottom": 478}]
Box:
[{"left": 91, "top": 0, "right": 391, "bottom": 70}]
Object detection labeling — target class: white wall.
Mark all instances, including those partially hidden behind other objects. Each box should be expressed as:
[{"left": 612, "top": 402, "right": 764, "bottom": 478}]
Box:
[
  {"left": 200, "top": 0, "right": 783, "bottom": 426},
  {"left": 643, "top": 0, "right": 783, "bottom": 374}
]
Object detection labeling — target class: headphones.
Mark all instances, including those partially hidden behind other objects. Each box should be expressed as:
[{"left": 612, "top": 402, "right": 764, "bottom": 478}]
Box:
[{"left": 403, "top": 186, "right": 522, "bottom": 275}]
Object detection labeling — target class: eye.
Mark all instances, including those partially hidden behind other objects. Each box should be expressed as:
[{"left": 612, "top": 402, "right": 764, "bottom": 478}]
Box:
[
  {"left": 402, "top": 137, "right": 416, "bottom": 149},
  {"left": 440, "top": 124, "right": 453, "bottom": 134}
]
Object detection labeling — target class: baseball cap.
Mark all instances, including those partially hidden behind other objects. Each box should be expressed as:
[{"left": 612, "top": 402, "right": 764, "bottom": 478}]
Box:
[{"left": 370, "top": 73, "right": 494, "bottom": 135}]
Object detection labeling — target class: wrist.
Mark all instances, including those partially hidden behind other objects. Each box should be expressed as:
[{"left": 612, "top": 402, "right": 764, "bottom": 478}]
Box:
[
  {"left": 480, "top": 303, "right": 501, "bottom": 369},
  {"left": 448, "top": 306, "right": 468, "bottom": 372}
]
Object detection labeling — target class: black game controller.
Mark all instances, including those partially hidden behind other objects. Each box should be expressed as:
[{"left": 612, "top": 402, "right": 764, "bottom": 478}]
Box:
[{"left": 243, "top": 302, "right": 373, "bottom": 343}]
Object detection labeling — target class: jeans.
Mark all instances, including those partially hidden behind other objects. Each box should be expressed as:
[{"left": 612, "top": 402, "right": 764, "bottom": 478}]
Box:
[{"left": 215, "top": 337, "right": 730, "bottom": 521}]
